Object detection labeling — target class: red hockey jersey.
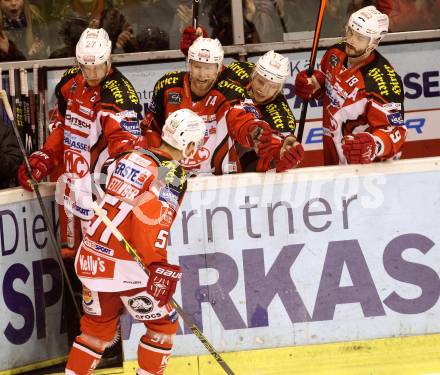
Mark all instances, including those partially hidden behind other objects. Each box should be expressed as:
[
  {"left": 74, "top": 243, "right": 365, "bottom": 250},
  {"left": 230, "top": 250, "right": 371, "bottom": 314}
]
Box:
[
  {"left": 318, "top": 43, "right": 406, "bottom": 165},
  {"left": 75, "top": 149, "right": 186, "bottom": 292}
]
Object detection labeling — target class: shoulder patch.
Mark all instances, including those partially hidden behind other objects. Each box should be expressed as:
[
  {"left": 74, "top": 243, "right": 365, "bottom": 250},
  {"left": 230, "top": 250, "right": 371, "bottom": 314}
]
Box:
[
  {"left": 153, "top": 71, "right": 185, "bottom": 97},
  {"left": 361, "top": 52, "right": 404, "bottom": 103},
  {"left": 214, "top": 78, "right": 247, "bottom": 102}
]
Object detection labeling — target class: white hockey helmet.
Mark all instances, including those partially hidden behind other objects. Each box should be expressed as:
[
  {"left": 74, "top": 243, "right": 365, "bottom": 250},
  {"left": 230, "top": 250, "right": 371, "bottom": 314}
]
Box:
[
  {"left": 255, "top": 50, "right": 290, "bottom": 84},
  {"left": 162, "top": 109, "right": 206, "bottom": 158},
  {"left": 187, "top": 37, "right": 224, "bottom": 72},
  {"left": 76, "top": 28, "right": 112, "bottom": 66},
  {"left": 347, "top": 6, "right": 389, "bottom": 45}
]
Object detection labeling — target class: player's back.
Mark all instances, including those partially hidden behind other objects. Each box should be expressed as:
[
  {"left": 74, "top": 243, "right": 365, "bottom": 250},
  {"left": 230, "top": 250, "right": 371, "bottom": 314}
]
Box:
[{"left": 75, "top": 148, "right": 187, "bottom": 292}]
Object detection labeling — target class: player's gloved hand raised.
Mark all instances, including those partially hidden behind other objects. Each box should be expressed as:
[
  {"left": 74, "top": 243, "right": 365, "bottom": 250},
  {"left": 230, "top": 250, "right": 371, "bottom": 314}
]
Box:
[
  {"left": 294, "top": 69, "right": 325, "bottom": 100},
  {"left": 17, "top": 150, "right": 55, "bottom": 192},
  {"left": 147, "top": 262, "right": 182, "bottom": 307},
  {"left": 342, "top": 132, "right": 378, "bottom": 164},
  {"left": 180, "top": 25, "right": 208, "bottom": 56},
  {"left": 276, "top": 136, "right": 304, "bottom": 172}
]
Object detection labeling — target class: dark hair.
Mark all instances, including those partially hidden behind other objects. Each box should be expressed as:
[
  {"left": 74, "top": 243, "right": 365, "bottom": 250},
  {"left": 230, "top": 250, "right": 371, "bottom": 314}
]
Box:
[{"left": 136, "top": 26, "right": 169, "bottom": 51}]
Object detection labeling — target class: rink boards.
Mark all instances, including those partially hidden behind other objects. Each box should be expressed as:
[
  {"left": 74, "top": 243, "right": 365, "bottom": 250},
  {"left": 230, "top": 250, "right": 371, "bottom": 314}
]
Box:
[{"left": 2, "top": 158, "right": 440, "bottom": 374}]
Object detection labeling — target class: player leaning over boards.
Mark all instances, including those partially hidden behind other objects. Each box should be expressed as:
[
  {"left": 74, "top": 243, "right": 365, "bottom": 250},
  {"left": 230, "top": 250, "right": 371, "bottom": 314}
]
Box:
[
  {"left": 143, "top": 36, "right": 296, "bottom": 175},
  {"left": 295, "top": 6, "right": 406, "bottom": 165},
  {"left": 17, "top": 28, "right": 143, "bottom": 258},
  {"left": 65, "top": 109, "right": 206, "bottom": 375},
  {"left": 181, "top": 27, "right": 304, "bottom": 172}
]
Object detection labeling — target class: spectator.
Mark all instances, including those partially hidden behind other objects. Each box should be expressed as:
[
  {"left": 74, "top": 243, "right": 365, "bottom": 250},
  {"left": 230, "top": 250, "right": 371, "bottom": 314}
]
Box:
[
  {"left": 49, "top": 0, "right": 137, "bottom": 54},
  {"left": 0, "top": 119, "right": 22, "bottom": 189},
  {"left": 0, "top": 0, "right": 49, "bottom": 59},
  {"left": 376, "top": 0, "right": 440, "bottom": 31},
  {"left": 136, "top": 26, "right": 169, "bottom": 52},
  {"left": 49, "top": 15, "right": 88, "bottom": 58},
  {"left": 207, "top": 0, "right": 260, "bottom": 44},
  {"left": 0, "top": 30, "right": 25, "bottom": 61}
]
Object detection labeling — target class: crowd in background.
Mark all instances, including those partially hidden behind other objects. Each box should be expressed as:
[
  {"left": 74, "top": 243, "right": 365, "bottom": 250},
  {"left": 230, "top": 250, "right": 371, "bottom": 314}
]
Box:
[{"left": 0, "top": 0, "right": 439, "bottom": 62}]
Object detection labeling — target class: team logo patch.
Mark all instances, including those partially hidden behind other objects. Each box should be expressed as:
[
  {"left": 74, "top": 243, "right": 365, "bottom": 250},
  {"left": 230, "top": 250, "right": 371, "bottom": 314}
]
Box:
[
  {"left": 128, "top": 296, "right": 154, "bottom": 314},
  {"left": 167, "top": 92, "right": 182, "bottom": 104},
  {"left": 330, "top": 54, "right": 339, "bottom": 68},
  {"left": 241, "top": 103, "right": 260, "bottom": 118},
  {"left": 159, "top": 187, "right": 179, "bottom": 209},
  {"left": 159, "top": 206, "right": 175, "bottom": 226},
  {"left": 387, "top": 112, "right": 404, "bottom": 126},
  {"left": 120, "top": 120, "right": 141, "bottom": 135}
]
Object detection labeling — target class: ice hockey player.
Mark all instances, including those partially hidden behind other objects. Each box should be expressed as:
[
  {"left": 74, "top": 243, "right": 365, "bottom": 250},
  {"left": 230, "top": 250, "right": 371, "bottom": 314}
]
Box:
[
  {"left": 17, "top": 27, "right": 143, "bottom": 257},
  {"left": 181, "top": 27, "right": 304, "bottom": 172},
  {"left": 295, "top": 5, "right": 406, "bottom": 165},
  {"left": 143, "top": 36, "right": 292, "bottom": 175},
  {"left": 65, "top": 109, "right": 206, "bottom": 375},
  {"left": 223, "top": 51, "right": 305, "bottom": 172}
]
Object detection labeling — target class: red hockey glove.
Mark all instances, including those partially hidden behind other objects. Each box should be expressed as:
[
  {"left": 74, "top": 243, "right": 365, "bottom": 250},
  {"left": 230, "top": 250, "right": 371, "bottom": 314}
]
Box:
[
  {"left": 180, "top": 25, "right": 208, "bottom": 56},
  {"left": 342, "top": 132, "right": 378, "bottom": 164},
  {"left": 276, "top": 137, "right": 304, "bottom": 172},
  {"left": 147, "top": 262, "right": 182, "bottom": 307},
  {"left": 294, "top": 69, "right": 325, "bottom": 100},
  {"left": 247, "top": 120, "right": 273, "bottom": 154},
  {"left": 17, "top": 150, "right": 55, "bottom": 191}
]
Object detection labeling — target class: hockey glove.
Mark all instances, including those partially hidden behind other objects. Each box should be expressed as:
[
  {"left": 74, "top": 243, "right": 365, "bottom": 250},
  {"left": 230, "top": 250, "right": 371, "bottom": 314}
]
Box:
[
  {"left": 276, "top": 136, "right": 304, "bottom": 172},
  {"left": 294, "top": 69, "right": 325, "bottom": 100},
  {"left": 247, "top": 120, "right": 273, "bottom": 154},
  {"left": 18, "top": 150, "right": 55, "bottom": 192},
  {"left": 342, "top": 132, "right": 378, "bottom": 164},
  {"left": 147, "top": 262, "right": 182, "bottom": 307},
  {"left": 180, "top": 25, "right": 208, "bottom": 56}
]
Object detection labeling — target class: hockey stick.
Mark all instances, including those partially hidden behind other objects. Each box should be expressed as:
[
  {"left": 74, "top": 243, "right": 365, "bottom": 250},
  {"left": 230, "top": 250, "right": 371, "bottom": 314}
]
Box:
[
  {"left": 91, "top": 201, "right": 236, "bottom": 375},
  {"left": 20, "top": 68, "right": 33, "bottom": 154},
  {"left": 0, "top": 89, "right": 82, "bottom": 320},
  {"left": 34, "top": 64, "right": 44, "bottom": 148},
  {"left": 28, "top": 67, "right": 37, "bottom": 152},
  {"left": 192, "top": 0, "right": 200, "bottom": 28},
  {"left": 296, "top": 0, "right": 327, "bottom": 143}
]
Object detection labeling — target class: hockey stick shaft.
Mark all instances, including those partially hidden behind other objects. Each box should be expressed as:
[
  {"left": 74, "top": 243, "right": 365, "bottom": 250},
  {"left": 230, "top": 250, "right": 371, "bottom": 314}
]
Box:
[
  {"left": 91, "top": 201, "right": 236, "bottom": 375},
  {"left": 296, "top": 0, "right": 327, "bottom": 143},
  {"left": 192, "top": 0, "right": 200, "bottom": 28},
  {"left": 20, "top": 68, "right": 33, "bottom": 154},
  {"left": 0, "top": 89, "right": 82, "bottom": 320}
]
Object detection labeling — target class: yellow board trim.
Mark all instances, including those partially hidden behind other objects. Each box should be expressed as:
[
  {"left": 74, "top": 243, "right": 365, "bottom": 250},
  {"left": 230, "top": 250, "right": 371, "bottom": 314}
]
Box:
[
  {"left": 0, "top": 356, "right": 67, "bottom": 375},
  {"left": 11, "top": 334, "right": 440, "bottom": 374},
  {"left": 123, "top": 333, "right": 440, "bottom": 375}
]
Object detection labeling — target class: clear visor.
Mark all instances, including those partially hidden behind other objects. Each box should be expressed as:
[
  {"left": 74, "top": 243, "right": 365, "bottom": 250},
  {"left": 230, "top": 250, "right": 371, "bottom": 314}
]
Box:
[{"left": 79, "top": 63, "right": 109, "bottom": 83}]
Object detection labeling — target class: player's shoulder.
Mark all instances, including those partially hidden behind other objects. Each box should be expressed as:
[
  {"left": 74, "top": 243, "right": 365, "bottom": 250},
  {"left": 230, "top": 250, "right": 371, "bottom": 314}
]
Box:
[
  {"left": 213, "top": 77, "right": 248, "bottom": 102},
  {"left": 360, "top": 51, "right": 404, "bottom": 102},
  {"left": 260, "top": 94, "right": 296, "bottom": 133},
  {"left": 100, "top": 68, "right": 142, "bottom": 110},
  {"left": 153, "top": 70, "right": 186, "bottom": 95},
  {"left": 56, "top": 67, "right": 80, "bottom": 93},
  {"left": 221, "top": 61, "right": 254, "bottom": 84}
]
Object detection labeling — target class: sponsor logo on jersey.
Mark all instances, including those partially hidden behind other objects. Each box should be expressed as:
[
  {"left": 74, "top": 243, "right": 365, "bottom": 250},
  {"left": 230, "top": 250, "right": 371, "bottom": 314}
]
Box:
[
  {"left": 116, "top": 110, "right": 137, "bottom": 119},
  {"left": 82, "top": 287, "right": 94, "bottom": 306},
  {"left": 383, "top": 102, "right": 402, "bottom": 111},
  {"left": 64, "top": 150, "right": 90, "bottom": 177},
  {"left": 64, "top": 136, "right": 89, "bottom": 151},
  {"left": 79, "top": 105, "right": 92, "bottom": 116},
  {"left": 65, "top": 114, "right": 92, "bottom": 130},
  {"left": 114, "top": 159, "right": 145, "bottom": 187},
  {"left": 159, "top": 187, "right": 179, "bottom": 209},
  {"left": 167, "top": 92, "right": 182, "bottom": 104},
  {"left": 218, "top": 79, "right": 245, "bottom": 95},
  {"left": 83, "top": 237, "right": 114, "bottom": 256},
  {"left": 77, "top": 250, "right": 115, "bottom": 278},
  {"left": 107, "top": 177, "right": 141, "bottom": 200},
  {"left": 120, "top": 120, "right": 141, "bottom": 136},
  {"left": 387, "top": 112, "right": 404, "bottom": 126},
  {"left": 241, "top": 102, "right": 260, "bottom": 118},
  {"left": 128, "top": 296, "right": 154, "bottom": 314},
  {"left": 103, "top": 79, "right": 124, "bottom": 104}
]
